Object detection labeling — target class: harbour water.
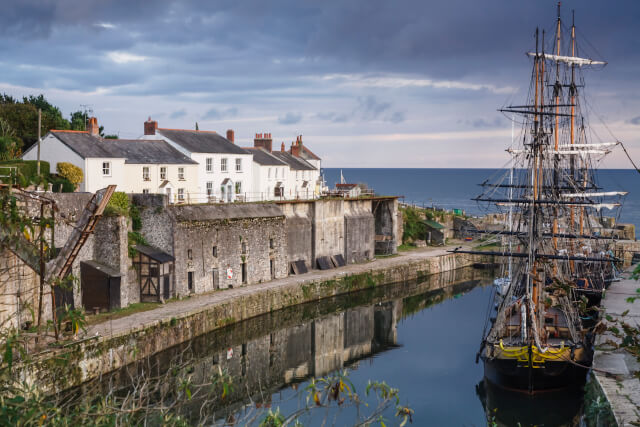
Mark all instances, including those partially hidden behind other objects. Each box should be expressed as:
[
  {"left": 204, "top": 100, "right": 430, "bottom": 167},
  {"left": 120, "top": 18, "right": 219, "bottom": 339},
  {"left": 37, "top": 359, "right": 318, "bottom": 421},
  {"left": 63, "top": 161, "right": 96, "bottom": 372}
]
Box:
[
  {"left": 86, "top": 267, "right": 584, "bottom": 426},
  {"left": 325, "top": 168, "right": 640, "bottom": 237}
]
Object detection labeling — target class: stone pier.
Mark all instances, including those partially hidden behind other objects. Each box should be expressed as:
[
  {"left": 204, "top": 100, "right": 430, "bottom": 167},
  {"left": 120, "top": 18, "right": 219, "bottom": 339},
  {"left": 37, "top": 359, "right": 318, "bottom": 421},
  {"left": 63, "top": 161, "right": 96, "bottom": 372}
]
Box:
[{"left": 593, "top": 266, "right": 640, "bottom": 427}]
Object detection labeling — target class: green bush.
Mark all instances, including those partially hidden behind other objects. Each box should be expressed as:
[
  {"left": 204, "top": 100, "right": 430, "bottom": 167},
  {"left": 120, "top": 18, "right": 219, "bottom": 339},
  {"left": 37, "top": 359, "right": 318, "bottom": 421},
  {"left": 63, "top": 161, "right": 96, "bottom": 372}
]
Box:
[
  {"left": 0, "top": 159, "right": 50, "bottom": 183},
  {"left": 401, "top": 206, "right": 426, "bottom": 244},
  {"left": 49, "top": 176, "right": 75, "bottom": 193},
  {"left": 56, "top": 162, "right": 82, "bottom": 187},
  {"left": 104, "top": 191, "right": 130, "bottom": 216}
]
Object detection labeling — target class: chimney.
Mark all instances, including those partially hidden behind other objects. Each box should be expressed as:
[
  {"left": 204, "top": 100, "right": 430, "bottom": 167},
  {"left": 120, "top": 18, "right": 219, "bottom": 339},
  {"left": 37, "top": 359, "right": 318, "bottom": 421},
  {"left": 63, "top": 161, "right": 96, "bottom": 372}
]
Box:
[
  {"left": 144, "top": 117, "right": 158, "bottom": 135},
  {"left": 87, "top": 117, "right": 99, "bottom": 136},
  {"left": 253, "top": 131, "right": 273, "bottom": 152},
  {"left": 226, "top": 129, "right": 235, "bottom": 143},
  {"left": 291, "top": 136, "right": 302, "bottom": 157},
  {"left": 281, "top": 142, "right": 285, "bottom": 152}
]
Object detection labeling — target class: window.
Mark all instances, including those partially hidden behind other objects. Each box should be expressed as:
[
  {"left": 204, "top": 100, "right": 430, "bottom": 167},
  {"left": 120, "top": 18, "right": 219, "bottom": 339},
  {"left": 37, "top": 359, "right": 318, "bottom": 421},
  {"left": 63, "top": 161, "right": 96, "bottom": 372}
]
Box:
[
  {"left": 206, "top": 181, "right": 213, "bottom": 197},
  {"left": 187, "top": 249, "right": 193, "bottom": 260},
  {"left": 188, "top": 271, "right": 194, "bottom": 292},
  {"left": 235, "top": 158, "right": 242, "bottom": 172},
  {"left": 142, "top": 189, "right": 150, "bottom": 194},
  {"left": 269, "top": 238, "right": 274, "bottom": 249},
  {"left": 221, "top": 158, "right": 228, "bottom": 172},
  {"left": 235, "top": 181, "right": 242, "bottom": 195},
  {"left": 241, "top": 241, "right": 247, "bottom": 254},
  {"left": 212, "top": 246, "right": 217, "bottom": 257},
  {"left": 143, "top": 166, "right": 150, "bottom": 181},
  {"left": 178, "top": 188, "right": 184, "bottom": 201},
  {"left": 160, "top": 166, "right": 167, "bottom": 180},
  {"left": 206, "top": 157, "right": 213, "bottom": 173},
  {"left": 296, "top": 171, "right": 300, "bottom": 180},
  {"left": 178, "top": 167, "right": 185, "bottom": 180},
  {"left": 102, "top": 161, "right": 111, "bottom": 176},
  {"left": 268, "top": 168, "right": 271, "bottom": 179}
]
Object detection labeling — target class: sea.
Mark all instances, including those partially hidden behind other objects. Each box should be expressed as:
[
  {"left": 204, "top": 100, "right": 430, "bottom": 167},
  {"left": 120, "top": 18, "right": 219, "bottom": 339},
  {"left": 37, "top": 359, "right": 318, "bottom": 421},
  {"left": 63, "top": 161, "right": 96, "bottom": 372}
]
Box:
[{"left": 324, "top": 168, "right": 640, "bottom": 237}]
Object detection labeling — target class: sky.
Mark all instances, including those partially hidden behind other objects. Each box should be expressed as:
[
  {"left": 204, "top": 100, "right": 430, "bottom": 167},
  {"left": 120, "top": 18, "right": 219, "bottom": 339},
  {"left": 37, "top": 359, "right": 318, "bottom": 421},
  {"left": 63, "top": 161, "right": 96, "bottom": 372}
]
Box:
[{"left": 1, "top": 0, "right": 639, "bottom": 168}]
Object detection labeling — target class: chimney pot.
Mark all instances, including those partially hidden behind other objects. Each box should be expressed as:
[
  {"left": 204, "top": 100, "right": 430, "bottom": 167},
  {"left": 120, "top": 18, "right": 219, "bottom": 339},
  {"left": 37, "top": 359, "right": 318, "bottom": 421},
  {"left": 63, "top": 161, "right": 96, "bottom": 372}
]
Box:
[
  {"left": 87, "top": 117, "right": 99, "bottom": 136},
  {"left": 227, "top": 129, "right": 235, "bottom": 143},
  {"left": 281, "top": 142, "right": 285, "bottom": 152},
  {"left": 144, "top": 117, "right": 158, "bottom": 135}
]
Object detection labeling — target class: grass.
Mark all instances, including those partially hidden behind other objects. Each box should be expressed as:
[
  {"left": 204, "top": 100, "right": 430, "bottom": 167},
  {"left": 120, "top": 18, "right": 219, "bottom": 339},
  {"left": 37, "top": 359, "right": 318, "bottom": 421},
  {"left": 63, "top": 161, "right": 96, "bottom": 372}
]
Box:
[
  {"left": 398, "top": 243, "right": 418, "bottom": 252},
  {"left": 86, "top": 302, "right": 161, "bottom": 326}
]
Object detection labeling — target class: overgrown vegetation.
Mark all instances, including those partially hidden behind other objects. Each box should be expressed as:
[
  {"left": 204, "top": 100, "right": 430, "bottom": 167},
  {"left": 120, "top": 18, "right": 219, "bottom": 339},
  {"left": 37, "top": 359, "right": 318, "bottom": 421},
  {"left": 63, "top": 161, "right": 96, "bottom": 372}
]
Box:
[{"left": 104, "top": 191, "right": 130, "bottom": 216}]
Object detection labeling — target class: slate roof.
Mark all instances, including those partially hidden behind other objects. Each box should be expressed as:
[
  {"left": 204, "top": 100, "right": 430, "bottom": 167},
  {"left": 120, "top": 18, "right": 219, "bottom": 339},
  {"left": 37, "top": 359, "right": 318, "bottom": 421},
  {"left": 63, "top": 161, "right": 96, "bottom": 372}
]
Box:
[
  {"left": 270, "top": 151, "right": 316, "bottom": 171},
  {"left": 135, "top": 245, "right": 175, "bottom": 263},
  {"left": 243, "top": 147, "right": 288, "bottom": 166},
  {"left": 157, "top": 128, "right": 248, "bottom": 155},
  {"left": 296, "top": 145, "right": 321, "bottom": 161},
  {"left": 171, "top": 204, "right": 284, "bottom": 221},
  {"left": 50, "top": 131, "right": 120, "bottom": 158},
  {"left": 50, "top": 131, "right": 196, "bottom": 164}
]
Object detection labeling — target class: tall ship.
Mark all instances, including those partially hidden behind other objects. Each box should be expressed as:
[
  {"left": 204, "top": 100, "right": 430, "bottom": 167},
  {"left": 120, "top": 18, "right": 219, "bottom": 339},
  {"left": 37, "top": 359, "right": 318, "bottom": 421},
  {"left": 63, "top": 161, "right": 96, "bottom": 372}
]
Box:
[{"left": 454, "top": 5, "right": 626, "bottom": 393}]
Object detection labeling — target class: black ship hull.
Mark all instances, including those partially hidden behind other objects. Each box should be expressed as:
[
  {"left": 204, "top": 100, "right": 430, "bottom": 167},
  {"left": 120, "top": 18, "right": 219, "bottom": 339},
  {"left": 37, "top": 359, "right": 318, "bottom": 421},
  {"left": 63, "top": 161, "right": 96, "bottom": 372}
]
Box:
[{"left": 483, "top": 357, "right": 588, "bottom": 393}]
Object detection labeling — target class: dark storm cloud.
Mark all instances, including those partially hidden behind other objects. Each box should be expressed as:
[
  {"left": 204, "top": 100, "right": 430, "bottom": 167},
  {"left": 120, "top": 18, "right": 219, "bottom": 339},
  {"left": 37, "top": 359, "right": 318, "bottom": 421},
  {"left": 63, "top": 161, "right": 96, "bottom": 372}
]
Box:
[
  {"left": 1, "top": 0, "right": 638, "bottom": 96},
  {"left": 278, "top": 112, "right": 302, "bottom": 125}
]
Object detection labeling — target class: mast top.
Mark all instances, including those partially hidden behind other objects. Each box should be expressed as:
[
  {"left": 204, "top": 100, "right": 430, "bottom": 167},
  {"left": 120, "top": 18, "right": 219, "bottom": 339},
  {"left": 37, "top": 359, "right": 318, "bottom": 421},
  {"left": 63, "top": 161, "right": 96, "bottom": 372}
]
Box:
[{"left": 557, "top": 2, "right": 561, "bottom": 20}]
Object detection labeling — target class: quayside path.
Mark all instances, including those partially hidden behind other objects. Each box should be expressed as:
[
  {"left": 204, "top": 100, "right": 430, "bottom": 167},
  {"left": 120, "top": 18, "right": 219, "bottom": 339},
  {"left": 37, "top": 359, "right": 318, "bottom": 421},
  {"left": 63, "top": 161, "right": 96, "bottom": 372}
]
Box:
[
  {"left": 86, "top": 244, "right": 472, "bottom": 340},
  {"left": 594, "top": 267, "right": 640, "bottom": 427}
]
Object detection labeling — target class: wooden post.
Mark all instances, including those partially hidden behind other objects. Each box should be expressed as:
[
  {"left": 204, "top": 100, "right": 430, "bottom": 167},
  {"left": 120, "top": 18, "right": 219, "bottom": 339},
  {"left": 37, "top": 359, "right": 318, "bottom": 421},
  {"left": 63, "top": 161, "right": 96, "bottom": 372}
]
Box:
[{"left": 37, "top": 109, "right": 41, "bottom": 176}]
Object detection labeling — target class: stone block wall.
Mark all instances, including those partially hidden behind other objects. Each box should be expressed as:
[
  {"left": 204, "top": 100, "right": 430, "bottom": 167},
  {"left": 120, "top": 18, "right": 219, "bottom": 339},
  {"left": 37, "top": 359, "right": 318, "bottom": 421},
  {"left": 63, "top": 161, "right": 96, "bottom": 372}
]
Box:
[
  {"left": 312, "top": 199, "right": 345, "bottom": 265},
  {"left": 344, "top": 200, "right": 375, "bottom": 263},
  {"left": 173, "top": 216, "right": 288, "bottom": 295},
  {"left": 280, "top": 202, "right": 313, "bottom": 269}
]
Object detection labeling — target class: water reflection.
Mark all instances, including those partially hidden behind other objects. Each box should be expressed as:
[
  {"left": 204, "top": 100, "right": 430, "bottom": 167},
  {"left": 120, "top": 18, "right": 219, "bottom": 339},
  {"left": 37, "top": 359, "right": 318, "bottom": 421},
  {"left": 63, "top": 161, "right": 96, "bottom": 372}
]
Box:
[
  {"left": 476, "top": 379, "right": 583, "bottom": 426},
  {"left": 85, "top": 267, "right": 491, "bottom": 423}
]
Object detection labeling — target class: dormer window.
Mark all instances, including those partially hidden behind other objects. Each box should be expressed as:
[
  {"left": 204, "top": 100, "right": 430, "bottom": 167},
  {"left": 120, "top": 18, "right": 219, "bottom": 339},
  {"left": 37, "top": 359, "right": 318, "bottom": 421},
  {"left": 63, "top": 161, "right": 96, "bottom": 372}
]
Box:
[{"left": 102, "top": 162, "right": 111, "bottom": 176}]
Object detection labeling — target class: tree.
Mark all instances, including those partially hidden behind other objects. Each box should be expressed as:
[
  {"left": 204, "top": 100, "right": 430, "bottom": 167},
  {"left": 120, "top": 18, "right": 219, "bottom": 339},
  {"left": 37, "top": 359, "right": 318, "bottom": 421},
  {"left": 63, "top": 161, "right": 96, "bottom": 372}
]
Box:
[{"left": 69, "top": 110, "right": 88, "bottom": 131}]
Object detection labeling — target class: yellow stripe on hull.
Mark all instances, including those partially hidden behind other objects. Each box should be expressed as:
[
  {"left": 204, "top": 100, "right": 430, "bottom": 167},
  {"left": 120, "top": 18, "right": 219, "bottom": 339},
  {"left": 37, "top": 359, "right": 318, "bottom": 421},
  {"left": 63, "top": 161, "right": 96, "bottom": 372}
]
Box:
[{"left": 485, "top": 340, "right": 585, "bottom": 368}]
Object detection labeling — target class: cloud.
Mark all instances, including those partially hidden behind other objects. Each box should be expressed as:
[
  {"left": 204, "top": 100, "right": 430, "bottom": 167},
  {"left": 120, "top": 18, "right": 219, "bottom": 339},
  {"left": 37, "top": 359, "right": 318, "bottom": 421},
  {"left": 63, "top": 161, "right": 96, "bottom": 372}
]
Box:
[
  {"left": 628, "top": 116, "right": 640, "bottom": 125},
  {"left": 170, "top": 109, "right": 187, "bottom": 119},
  {"left": 315, "top": 112, "right": 350, "bottom": 123},
  {"left": 460, "top": 117, "right": 505, "bottom": 128},
  {"left": 202, "top": 107, "right": 238, "bottom": 120},
  {"left": 322, "top": 73, "right": 516, "bottom": 95},
  {"left": 278, "top": 112, "right": 302, "bottom": 125},
  {"left": 107, "top": 51, "right": 148, "bottom": 64}
]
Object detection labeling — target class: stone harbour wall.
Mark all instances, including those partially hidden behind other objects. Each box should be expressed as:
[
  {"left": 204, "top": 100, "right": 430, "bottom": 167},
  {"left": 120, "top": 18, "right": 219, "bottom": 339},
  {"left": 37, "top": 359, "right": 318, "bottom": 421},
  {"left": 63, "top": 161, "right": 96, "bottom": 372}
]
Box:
[{"left": 21, "top": 249, "right": 486, "bottom": 392}]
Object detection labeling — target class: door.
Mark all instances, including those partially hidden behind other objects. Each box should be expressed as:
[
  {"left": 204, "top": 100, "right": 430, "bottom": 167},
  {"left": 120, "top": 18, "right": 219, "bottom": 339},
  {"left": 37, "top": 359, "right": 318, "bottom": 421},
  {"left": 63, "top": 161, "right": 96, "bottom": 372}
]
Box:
[
  {"left": 163, "top": 275, "right": 170, "bottom": 299},
  {"left": 241, "top": 262, "right": 247, "bottom": 284},
  {"left": 212, "top": 268, "right": 219, "bottom": 290},
  {"left": 188, "top": 271, "right": 194, "bottom": 293},
  {"left": 166, "top": 188, "right": 172, "bottom": 203},
  {"left": 227, "top": 184, "right": 233, "bottom": 202}
]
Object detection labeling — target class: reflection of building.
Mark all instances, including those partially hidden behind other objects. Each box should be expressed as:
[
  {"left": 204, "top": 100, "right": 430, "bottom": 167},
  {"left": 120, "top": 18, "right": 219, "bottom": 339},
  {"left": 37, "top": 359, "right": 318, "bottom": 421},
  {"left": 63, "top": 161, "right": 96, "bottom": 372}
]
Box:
[{"left": 170, "top": 299, "right": 401, "bottom": 416}]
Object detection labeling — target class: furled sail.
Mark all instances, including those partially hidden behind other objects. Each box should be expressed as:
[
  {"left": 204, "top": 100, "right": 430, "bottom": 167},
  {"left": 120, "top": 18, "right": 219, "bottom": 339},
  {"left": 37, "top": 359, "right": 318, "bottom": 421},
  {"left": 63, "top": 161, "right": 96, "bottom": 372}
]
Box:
[
  {"left": 527, "top": 52, "right": 607, "bottom": 67},
  {"left": 561, "top": 191, "right": 628, "bottom": 198}
]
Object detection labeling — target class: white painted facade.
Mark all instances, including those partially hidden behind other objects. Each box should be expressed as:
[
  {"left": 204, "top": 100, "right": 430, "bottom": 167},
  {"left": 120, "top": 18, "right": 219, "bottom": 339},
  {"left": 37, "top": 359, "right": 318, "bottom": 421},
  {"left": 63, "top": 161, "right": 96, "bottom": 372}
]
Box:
[
  {"left": 143, "top": 133, "right": 254, "bottom": 203},
  {"left": 123, "top": 163, "right": 198, "bottom": 203},
  {"left": 23, "top": 132, "right": 198, "bottom": 196}
]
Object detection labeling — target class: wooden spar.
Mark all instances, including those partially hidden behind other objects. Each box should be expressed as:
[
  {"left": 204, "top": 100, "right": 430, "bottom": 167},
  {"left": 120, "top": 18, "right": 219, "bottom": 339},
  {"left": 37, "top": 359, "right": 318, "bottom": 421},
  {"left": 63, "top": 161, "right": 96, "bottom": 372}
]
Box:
[
  {"left": 533, "top": 29, "right": 540, "bottom": 202},
  {"left": 553, "top": 8, "right": 561, "bottom": 255}
]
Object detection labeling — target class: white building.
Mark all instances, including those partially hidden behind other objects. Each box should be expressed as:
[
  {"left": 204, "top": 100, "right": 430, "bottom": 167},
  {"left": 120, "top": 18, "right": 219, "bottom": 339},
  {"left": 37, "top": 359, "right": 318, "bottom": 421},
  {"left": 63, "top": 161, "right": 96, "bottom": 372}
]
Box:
[
  {"left": 22, "top": 117, "right": 198, "bottom": 198},
  {"left": 244, "top": 133, "right": 322, "bottom": 200},
  {"left": 141, "top": 119, "right": 253, "bottom": 203}
]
